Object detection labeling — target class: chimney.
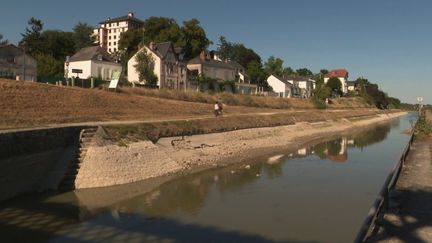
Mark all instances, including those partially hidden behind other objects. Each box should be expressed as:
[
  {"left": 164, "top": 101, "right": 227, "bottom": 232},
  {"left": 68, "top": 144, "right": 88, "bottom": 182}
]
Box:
[
  {"left": 107, "top": 17, "right": 111, "bottom": 21},
  {"left": 128, "top": 12, "right": 134, "bottom": 17},
  {"left": 149, "top": 42, "right": 156, "bottom": 51},
  {"left": 199, "top": 50, "right": 207, "bottom": 61}
]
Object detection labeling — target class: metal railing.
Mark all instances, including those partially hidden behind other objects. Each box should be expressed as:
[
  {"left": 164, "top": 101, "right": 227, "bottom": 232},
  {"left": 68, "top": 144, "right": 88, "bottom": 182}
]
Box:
[{"left": 354, "top": 132, "right": 415, "bottom": 243}]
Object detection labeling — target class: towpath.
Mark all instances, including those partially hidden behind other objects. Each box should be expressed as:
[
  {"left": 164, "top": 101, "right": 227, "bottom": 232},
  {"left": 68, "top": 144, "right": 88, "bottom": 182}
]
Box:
[{"left": 367, "top": 110, "right": 432, "bottom": 242}]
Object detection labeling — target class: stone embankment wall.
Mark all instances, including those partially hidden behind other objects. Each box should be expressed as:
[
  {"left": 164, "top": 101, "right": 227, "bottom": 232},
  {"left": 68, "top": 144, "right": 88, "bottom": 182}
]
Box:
[{"left": 0, "top": 127, "right": 82, "bottom": 202}]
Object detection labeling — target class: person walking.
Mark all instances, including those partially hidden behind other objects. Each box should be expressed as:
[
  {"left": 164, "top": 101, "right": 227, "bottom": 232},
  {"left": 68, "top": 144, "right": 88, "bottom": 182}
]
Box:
[{"left": 214, "top": 101, "right": 220, "bottom": 117}]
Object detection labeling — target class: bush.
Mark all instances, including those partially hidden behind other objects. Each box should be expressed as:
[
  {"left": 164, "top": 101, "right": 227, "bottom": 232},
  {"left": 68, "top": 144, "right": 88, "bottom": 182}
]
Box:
[{"left": 415, "top": 111, "right": 432, "bottom": 136}]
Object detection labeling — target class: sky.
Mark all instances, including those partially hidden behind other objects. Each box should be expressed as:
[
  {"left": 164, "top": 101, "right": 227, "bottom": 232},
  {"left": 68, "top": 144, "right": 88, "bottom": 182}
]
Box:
[{"left": 1, "top": 0, "right": 431, "bottom": 104}]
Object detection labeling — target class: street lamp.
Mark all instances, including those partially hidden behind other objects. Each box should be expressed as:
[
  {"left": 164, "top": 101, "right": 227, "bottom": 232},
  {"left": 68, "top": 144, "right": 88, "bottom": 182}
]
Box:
[{"left": 417, "top": 96, "right": 423, "bottom": 115}]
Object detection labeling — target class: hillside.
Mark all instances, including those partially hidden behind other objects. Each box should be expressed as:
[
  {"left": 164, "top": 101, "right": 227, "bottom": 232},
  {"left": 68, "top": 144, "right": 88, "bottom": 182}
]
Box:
[
  {"left": 0, "top": 79, "right": 373, "bottom": 130},
  {"left": 0, "top": 79, "right": 276, "bottom": 129}
]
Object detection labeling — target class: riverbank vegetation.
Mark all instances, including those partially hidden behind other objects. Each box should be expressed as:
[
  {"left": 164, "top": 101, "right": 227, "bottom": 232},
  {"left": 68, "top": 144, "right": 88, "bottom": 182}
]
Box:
[
  {"left": 104, "top": 109, "right": 392, "bottom": 144},
  {"left": 415, "top": 110, "right": 432, "bottom": 136}
]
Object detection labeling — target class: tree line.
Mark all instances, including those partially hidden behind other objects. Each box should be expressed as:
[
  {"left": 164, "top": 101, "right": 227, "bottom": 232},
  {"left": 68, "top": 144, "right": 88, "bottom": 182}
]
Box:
[{"left": 1, "top": 16, "right": 406, "bottom": 109}]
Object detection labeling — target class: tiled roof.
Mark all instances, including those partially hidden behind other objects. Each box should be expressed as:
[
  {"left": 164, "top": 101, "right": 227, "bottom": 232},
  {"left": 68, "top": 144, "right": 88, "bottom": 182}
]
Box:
[
  {"left": 153, "top": 42, "right": 172, "bottom": 58},
  {"left": 269, "top": 74, "right": 293, "bottom": 86},
  {"left": 0, "top": 44, "right": 23, "bottom": 57},
  {"left": 324, "top": 69, "right": 348, "bottom": 78},
  {"left": 285, "top": 76, "right": 315, "bottom": 82},
  {"left": 70, "top": 46, "right": 116, "bottom": 62},
  {"left": 187, "top": 56, "right": 236, "bottom": 70}
]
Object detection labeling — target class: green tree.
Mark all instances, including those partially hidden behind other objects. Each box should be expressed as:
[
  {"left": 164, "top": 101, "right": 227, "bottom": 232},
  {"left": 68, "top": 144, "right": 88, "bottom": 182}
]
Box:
[
  {"left": 296, "top": 68, "right": 313, "bottom": 76},
  {"left": 19, "top": 17, "right": 44, "bottom": 56},
  {"left": 181, "top": 18, "right": 211, "bottom": 60},
  {"left": 73, "top": 22, "right": 95, "bottom": 51},
  {"left": 37, "top": 54, "right": 63, "bottom": 76},
  {"left": 119, "top": 28, "right": 145, "bottom": 73},
  {"left": 246, "top": 60, "right": 268, "bottom": 88},
  {"left": 311, "top": 79, "right": 331, "bottom": 109},
  {"left": 216, "top": 36, "right": 261, "bottom": 68},
  {"left": 326, "top": 77, "right": 342, "bottom": 95},
  {"left": 264, "top": 56, "right": 284, "bottom": 76},
  {"left": 320, "top": 69, "right": 329, "bottom": 75},
  {"left": 142, "top": 17, "right": 183, "bottom": 47},
  {"left": 36, "top": 30, "right": 75, "bottom": 76},
  {"left": 283, "top": 67, "right": 296, "bottom": 77},
  {"left": 0, "top": 34, "right": 8, "bottom": 45},
  {"left": 133, "top": 49, "right": 158, "bottom": 87}
]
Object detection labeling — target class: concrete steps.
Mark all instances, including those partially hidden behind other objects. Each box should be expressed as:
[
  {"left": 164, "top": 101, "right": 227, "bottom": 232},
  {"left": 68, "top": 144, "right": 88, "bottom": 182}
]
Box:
[{"left": 58, "top": 127, "right": 97, "bottom": 191}]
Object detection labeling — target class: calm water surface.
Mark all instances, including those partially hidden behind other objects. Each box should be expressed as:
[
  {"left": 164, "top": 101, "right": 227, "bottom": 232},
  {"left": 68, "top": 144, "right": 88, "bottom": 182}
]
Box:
[{"left": 0, "top": 113, "right": 417, "bottom": 243}]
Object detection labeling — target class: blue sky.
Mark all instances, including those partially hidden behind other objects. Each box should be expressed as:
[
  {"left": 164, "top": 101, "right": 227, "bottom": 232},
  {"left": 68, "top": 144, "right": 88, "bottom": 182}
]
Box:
[{"left": 1, "top": 0, "right": 431, "bottom": 104}]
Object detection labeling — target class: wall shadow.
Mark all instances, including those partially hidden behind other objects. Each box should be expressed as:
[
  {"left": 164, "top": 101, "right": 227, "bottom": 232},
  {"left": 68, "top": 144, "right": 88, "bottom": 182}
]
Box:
[
  {"left": 0, "top": 192, "right": 318, "bottom": 243},
  {"left": 366, "top": 189, "right": 432, "bottom": 243}
]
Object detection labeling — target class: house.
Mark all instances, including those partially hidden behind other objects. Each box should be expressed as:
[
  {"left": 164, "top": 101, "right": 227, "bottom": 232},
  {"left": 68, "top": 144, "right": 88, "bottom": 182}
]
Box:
[
  {"left": 128, "top": 42, "right": 188, "bottom": 89},
  {"left": 266, "top": 75, "right": 293, "bottom": 98},
  {"left": 228, "top": 60, "right": 258, "bottom": 94},
  {"left": 65, "top": 46, "right": 122, "bottom": 80},
  {"left": 93, "top": 12, "right": 144, "bottom": 54},
  {"left": 236, "top": 71, "right": 258, "bottom": 95},
  {"left": 0, "top": 44, "right": 37, "bottom": 81},
  {"left": 285, "top": 76, "right": 316, "bottom": 98},
  {"left": 324, "top": 69, "right": 349, "bottom": 94},
  {"left": 347, "top": 80, "right": 360, "bottom": 93},
  {"left": 187, "top": 51, "right": 237, "bottom": 81},
  {"left": 187, "top": 51, "right": 258, "bottom": 93}
]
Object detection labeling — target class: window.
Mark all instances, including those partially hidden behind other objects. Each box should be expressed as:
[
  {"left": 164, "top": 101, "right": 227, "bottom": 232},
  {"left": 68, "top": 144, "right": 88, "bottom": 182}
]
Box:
[
  {"left": 108, "top": 48, "right": 111, "bottom": 52},
  {"left": 113, "top": 42, "right": 116, "bottom": 45},
  {"left": 109, "top": 23, "right": 111, "bottom": 27},
  {"left": 114, "top": 35, "right": 116, "bottom": 39},
  {"left": 109, "top": 36, "right": 111, "bottom": 40},
  {"left": 117, "top": 22, "right": 119, "bottom": 26},
  {"left": 109, "top": 29, "right": 111, "bottom": 33},
  {"left": 108, "top": 42, "right": 111, "bottom": 46},
  {"left": 114, "top": 29, "right": 116, "bottom": 33}
]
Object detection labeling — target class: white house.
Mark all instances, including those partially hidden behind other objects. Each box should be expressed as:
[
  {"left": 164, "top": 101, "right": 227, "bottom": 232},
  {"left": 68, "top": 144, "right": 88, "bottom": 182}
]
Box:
[
  {"left": 128, "top": 42, "right": 188, "bottom": 89},
  {"left": 93, "top": 12, "right": 144, "bottom": 54},
  {"left": 324, "top": 69, "right": 349, "bottom": 94},
  {"left": 286, "top": 76, "right": 316, "bottom": 98},
  {"left": 65, "top": 46, "right": 122, "bottom": 80},
  {"left": 266, "top": 75, "right": 293, "bottom": 98}
]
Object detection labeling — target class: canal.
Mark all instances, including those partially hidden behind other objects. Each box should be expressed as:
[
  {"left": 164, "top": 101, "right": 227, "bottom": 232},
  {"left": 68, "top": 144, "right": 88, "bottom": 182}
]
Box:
[{"left": 0, "top": 113, "right": 416, "bottom": 243}]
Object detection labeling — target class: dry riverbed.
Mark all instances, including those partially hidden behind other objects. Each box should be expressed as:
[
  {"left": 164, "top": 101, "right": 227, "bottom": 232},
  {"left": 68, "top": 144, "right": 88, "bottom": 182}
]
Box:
[{"left": 74, "top": 111, "right": 406, "bottom": 189}]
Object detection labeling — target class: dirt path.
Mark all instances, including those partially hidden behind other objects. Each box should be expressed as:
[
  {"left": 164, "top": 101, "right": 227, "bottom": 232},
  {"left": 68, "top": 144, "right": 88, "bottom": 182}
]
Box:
[{"left": 367, "top": 111, "right": 432, "bottom": 243}]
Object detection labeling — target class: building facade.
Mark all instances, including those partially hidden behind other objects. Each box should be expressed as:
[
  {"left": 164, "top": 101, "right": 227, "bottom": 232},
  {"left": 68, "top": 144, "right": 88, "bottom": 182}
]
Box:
[
  {"left": 65, "top": 46, "right": 122, "bottom": 80},
  {"left": 0, "top": 44, "right": 37, "bottom": 81},
  {"left": 93, "top": 12, "right": 144, "bottom": 54},
  {"left": 267, "top": 74, "right": 293, "bottom": 98},
  {"left": 128, "top": 42, "right": 188, "bottom": 89},
  {"left": 187, "top": 51, "right": 237, "bottom": 81},
  {"left": 324, "top": 69, "right": 349, "bottom": 94},
  {"left": 286, "top": 76, "right": 316, "bottom": 98}
]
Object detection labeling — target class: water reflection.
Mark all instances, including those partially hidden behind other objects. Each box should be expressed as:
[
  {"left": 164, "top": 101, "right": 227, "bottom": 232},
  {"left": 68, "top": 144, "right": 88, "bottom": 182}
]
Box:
[
  {"left": 112, "top": 122, "right": 394, "bottom": 218},
  {"left": 0, "top": 116, "right": 410, "bottom": 243}
]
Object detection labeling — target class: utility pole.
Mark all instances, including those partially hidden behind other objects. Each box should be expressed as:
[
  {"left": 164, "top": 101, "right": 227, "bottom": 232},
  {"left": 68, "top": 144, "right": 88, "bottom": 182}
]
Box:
[{"left": 22, "top": 43, "right": 26, "bottom": 81}]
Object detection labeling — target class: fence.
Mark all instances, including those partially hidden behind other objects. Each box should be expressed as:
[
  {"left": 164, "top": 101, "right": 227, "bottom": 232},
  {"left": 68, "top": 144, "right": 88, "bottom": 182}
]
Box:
[
  {"left": 353, "top": 132, "right": 415, "bottom": 242},
  {"left": 37, "top": 76, "right": 109, "bottom": 89}
]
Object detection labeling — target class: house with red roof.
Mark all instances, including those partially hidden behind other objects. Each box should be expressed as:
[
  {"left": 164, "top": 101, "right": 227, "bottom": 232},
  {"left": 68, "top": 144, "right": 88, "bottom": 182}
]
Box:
[{"left": 324, "top": 69, "right": 349, "bottom": 94}]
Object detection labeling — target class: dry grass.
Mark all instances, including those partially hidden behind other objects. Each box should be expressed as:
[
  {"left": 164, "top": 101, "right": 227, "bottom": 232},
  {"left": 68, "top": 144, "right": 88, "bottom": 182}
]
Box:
[
  {"left": 0, "top": 79, "right": 274, "bottom": 129},
  {"left": 119, "top": 87, "right": 315, "bottom": 109},
  {"left": 0, "top": 78, "right": 375, "bottom": 130}
]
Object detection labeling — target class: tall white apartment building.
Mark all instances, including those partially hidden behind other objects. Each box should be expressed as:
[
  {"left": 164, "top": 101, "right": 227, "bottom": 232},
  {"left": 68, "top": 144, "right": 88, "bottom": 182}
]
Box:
[{"left": 93, "top": 12, "right": 144, "bottom": 54}]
